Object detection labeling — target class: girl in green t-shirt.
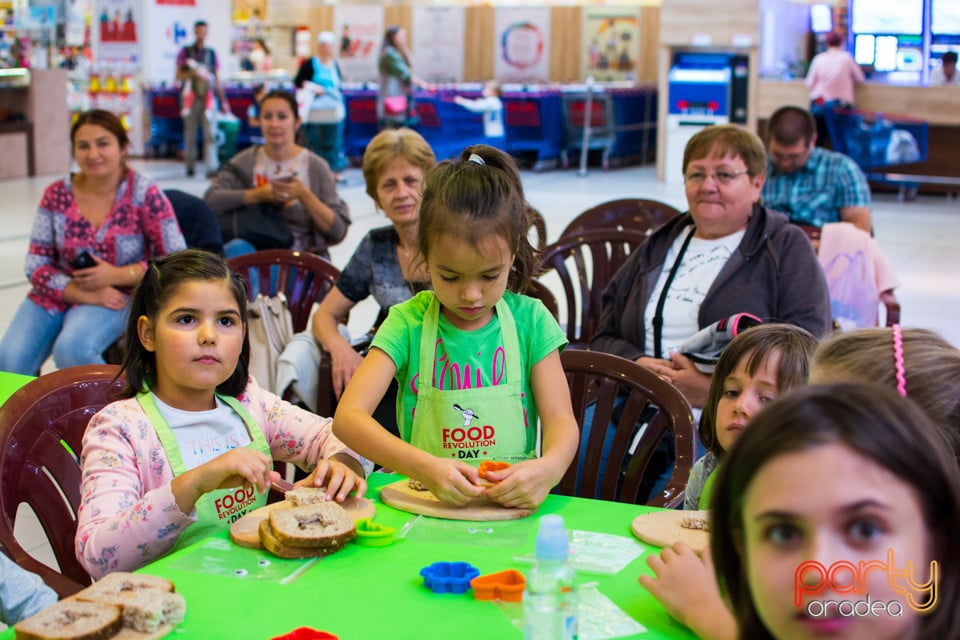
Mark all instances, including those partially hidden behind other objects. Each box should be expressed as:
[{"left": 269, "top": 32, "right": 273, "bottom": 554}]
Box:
[{"left": 334, "top": 145, "right": 579, "bottom": 511}]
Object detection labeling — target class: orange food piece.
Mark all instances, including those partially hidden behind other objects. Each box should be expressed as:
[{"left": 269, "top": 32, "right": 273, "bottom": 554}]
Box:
[{"left": 478, "top": 460, "right": 511, "bottom": 480}]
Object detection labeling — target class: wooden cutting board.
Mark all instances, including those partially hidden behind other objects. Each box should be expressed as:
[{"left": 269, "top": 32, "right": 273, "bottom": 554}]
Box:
[
  {"left": 378, "top": 479, "right": 534, "bottom": 521},
  {"left": 229, "top": 496, "right": 376, "bottom": 549},
  {"left": 630, "top": 510, "right": 709, "bottom": 553}
]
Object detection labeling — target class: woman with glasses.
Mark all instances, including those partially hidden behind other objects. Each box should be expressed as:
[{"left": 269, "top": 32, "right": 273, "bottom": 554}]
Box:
[{"left": 591, "top": 125, "right": 831, "bottom": 410}]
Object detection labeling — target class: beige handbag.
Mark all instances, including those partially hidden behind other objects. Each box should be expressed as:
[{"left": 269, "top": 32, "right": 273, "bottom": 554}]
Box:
[{"left": 247, "top": 293, "right": 294, "bottom": 394}]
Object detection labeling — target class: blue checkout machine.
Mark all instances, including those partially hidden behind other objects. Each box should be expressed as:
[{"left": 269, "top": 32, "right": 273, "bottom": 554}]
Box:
[{"left": 664, "top": 52, "right": 748, "bottom": 182}]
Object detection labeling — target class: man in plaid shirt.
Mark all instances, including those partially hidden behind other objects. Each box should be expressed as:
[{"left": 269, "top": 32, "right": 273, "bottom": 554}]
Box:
[{"left": 762, "top": 105, "right": 872, "bottom": 233}]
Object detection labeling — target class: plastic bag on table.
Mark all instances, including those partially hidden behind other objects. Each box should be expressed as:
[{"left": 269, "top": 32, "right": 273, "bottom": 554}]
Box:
[
  {"left": 397, "top": 514, "right": 536, "bottom": 549},
  {"left": 164, "top": 535, "right": 321, "bottom": 583},
  {"left": 495, "top": 583, "right": 646, "bottom": 640},
  {"left": 513, "top": 529, "right": 646, "bottom": 575}
]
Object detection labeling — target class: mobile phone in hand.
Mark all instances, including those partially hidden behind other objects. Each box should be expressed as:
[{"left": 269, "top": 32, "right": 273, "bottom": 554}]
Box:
[{"left": 71, "top": 251, "right": 96, "bottom": 270}]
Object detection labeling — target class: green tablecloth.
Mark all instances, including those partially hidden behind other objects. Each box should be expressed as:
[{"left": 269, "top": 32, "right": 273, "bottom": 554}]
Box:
[
  {"left": 2, "top": 472, "right": 696, "bottom": 639},
  {"left": 0, "top": 371, "right": 33, "bottom": 406},
  {"left": 0, "top": 369, "right": 696, "bottom": 639}
]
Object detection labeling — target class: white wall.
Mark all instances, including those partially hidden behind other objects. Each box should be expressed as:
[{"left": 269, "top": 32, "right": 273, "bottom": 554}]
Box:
[{"left": 759, "top": 0, "right": 811, "bottom": 78}]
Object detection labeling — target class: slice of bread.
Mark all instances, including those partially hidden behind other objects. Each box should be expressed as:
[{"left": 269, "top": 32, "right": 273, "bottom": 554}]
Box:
[
  {"left": 115, "top": 593, "right": 164, "bottom": 634},
  {"left": 14, "top": 600, "right": 122, "bottom": 640},
  {"left": 81, "top": 572, "right": 174, "bottom": 598},
  {"left": 76, "top": 571, "right": 185, "bottom": 634},
  {"left": 680, "top": 510, "right": 711, "bottom": 531},
  {"left": 158, "top": 591, "right": 187, "bottom": 626},
  {"left": 267, "top": 503, "right": 357, "bottom": 550},
  {"left": 258, "top": 517, "right": 330, "bottom": 559},
  {"left": 284, "top": 486, "right": 329, "bottom": 507}
]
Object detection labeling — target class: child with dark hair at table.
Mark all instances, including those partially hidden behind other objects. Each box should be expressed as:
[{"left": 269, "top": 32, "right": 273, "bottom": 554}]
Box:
[
  {"left": 334, "top": 145, "right": 578, "bottom": 510},
  {"left": 76, "top": 249, "right": 370, "bottom": 578},
  {"left": 684, "top": 323, "right": 817, "bottom": 511},
  {"left": 711, "top": 383, "right": 960, "bottom": 640},
  {"left": 639, "top": 324, "right": 816, "bottom": 640}
]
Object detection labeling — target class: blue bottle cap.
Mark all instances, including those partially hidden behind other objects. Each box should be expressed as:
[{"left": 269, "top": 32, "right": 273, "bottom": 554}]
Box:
[{"left": 535, "top": 514, "right": 568, "bottom": 561}]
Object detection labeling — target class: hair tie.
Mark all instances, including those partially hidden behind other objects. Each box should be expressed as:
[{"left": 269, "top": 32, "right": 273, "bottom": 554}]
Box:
[
  {"left": 467, "top": 153, "right": 485, "bottom": 166},
  {"left": 892, "top": 324, "right": 907, "bottom": 398}
]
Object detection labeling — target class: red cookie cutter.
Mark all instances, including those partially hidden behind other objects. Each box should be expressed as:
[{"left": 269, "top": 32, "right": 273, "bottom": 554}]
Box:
[{"left": 271, "top": 628, "right": 338, "bottom": 640}]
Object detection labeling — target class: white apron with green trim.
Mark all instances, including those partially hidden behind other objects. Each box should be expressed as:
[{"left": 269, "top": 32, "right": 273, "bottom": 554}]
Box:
[
  {"left": 409, "top": 297, "right": 533, "bottom": 465},
  {"left": 140, "top": 392, "right": 271, "bottom": 551}
]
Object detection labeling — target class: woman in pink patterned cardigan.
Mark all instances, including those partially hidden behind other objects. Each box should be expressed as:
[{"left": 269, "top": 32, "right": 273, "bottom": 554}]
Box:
[{"left": 0, "top": 109, "right": 186, "bottom": 375}]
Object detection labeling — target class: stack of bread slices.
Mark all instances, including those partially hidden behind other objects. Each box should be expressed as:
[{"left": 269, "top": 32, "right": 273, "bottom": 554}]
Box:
[
  {"left": 259, "top": 487, "right": 357, "bottom": 559},
  {"left": 15, "top": 573, "right": 185, "bottom": 639}
]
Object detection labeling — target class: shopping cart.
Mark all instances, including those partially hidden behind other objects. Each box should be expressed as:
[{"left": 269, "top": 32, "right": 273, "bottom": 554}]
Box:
[
  {"left": 823, "top": 109, "right": 928, "bottom": 171},
  {"left": 822, "top": 108, "right": 933, "bottom": 199}
]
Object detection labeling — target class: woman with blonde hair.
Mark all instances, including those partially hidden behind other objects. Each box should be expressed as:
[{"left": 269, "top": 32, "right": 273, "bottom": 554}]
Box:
[{"left": 276, "top": 129, "right": 436, "bottom": 434}]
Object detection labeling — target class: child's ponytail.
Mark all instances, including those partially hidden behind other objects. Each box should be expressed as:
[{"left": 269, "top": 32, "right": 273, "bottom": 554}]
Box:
[{"left": 418, "top": 144, "right": 538, "bottom": 293}]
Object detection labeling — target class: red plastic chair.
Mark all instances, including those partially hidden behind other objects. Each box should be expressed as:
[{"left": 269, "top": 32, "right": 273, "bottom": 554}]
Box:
[
  {"left": 228, "top": 249, "right": 341, "bottom": 333},
  {"left": 538, "top": 228, "right": 650, "bottom": 349},
  {"left": 0, "top": 365, "right": 125, "bottom": 598},
  {"left": 556, "top": 350, "right": 696, "bottom": 508},
  {"left": 560, "top": 198, "right": 681, "bottom": 239}
]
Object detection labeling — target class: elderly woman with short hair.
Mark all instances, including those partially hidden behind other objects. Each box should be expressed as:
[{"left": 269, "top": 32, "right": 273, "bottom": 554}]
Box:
[{"left": 592, "top": 125, "right": 831, "bottom": 408}]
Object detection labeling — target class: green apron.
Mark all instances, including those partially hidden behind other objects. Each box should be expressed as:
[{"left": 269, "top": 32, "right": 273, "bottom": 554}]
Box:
[
  {"left": 409, "top": 296, "right": 533, "bottom": 465},
  {"left": 140, "top": 392, "right": 271, "bottom": 551},
  {"left": 698, "top": 469, "right": 716, "bottom": 510}
]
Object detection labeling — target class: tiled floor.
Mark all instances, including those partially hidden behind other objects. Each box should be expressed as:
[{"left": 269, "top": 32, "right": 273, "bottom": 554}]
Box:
[{"left": 2, "top": 158, "right": 958, "bottom": 579}]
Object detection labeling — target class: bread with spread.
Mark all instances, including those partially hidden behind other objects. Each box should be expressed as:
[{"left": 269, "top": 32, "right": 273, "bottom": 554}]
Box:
[
  {"left": 259, "top": 502, "right": 357, "bottom": 558},
  {"left": 14, "top": 572, "right": 185, "bottom": 640},
  {"left": 14, "top": 600, "right": 122, "bottom": 640}
]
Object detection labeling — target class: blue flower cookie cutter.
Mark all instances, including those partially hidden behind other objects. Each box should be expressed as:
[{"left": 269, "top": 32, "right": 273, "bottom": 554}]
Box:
[{"left": 420, "top": 561, "right": 480, "bottom": 594}]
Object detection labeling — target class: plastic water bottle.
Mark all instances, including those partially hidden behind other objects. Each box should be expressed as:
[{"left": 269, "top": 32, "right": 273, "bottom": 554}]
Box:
[{"left": 524, "top": 515, "right": 578, "bottom": 639}]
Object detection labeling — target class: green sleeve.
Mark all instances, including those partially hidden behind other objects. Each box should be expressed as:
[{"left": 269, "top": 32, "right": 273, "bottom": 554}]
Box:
[{"left": 381, "top": 48, "right": 412, "bottom": 83}]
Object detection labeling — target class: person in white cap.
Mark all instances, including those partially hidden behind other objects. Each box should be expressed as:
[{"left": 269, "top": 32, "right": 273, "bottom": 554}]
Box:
[{"left": 293, "top": 31, "right": 346, "bottom": 180}]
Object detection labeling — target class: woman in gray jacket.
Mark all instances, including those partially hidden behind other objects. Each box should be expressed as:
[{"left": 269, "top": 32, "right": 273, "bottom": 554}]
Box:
[
  {"left": 591, "top": 125, "right": 831, "bottom": 409},
  {"left": 204, "top": 90, "right": 350, "bottom": 256}
]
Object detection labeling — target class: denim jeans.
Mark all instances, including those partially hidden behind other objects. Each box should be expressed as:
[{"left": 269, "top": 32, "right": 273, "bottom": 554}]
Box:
[
  {"left": 303, "top": 121, "right": 346, "bottom": 172},
  {"left": 0, "top": 297, "right": 126, "bottom": 375}
]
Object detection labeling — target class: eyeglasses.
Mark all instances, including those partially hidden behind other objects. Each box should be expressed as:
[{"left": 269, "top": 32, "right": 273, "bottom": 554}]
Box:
[{"left": 684, "top": 169, "right": 750, "bottom": 185}]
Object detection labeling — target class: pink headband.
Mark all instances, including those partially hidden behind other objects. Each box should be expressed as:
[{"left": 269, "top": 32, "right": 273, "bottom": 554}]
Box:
[{"left": 892, "top": 324, "right": 907, "bottom": 397}]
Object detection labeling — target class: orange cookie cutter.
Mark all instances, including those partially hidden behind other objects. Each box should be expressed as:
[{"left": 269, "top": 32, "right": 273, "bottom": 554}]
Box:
[
  {"left": 470, "top": 569, "right": 526, "bottom": 602},
  {"left": 478, "top": 460, "right": 511, "bottom": 482}
]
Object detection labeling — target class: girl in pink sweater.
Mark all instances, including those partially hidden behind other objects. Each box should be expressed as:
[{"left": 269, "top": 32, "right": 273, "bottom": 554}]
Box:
[{"left": 76, "top": 249, "right": 369, "bottom": 578}]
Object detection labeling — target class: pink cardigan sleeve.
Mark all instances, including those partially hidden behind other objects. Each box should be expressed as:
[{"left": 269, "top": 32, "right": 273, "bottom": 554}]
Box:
[
  {"left": 75, "top": 381, "right": 370, "bottom": 579},
  {"left": 239, "top": 377, "right": 372, "bottom": 477},
  {"left": 75, "top": 398, "right": 194, "bottom": 579}
]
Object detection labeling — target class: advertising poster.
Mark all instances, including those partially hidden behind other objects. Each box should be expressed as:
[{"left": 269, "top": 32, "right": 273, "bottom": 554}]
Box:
[
  {"left": 412, "top": 6, "right": 465, "bottom": 83},
  {"left": 93, "top": 0, "right": 142, "bottom": 67},
  {"left": 141, "top": 1, "right": 228, "bottom": 85},
  {"left": 334, "top": 6, "right": 383, "bottom": 83},
  {"left": 65, "top": 0, "right": 90, "bottom": 47},
  {"left": 494, "top": 7, "right": 550, "bottom": 82},
  {"left": 582, "top": 7, "right": 640, "bottom": 82},
  {"left": 141, "top": 2, "right": 198, "bottom": 84}
]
